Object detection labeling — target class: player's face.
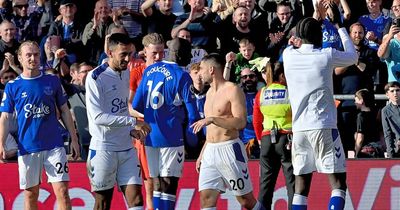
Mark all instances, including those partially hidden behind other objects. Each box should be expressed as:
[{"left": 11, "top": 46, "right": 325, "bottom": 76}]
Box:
[
  {"left": 18, "top": 44, "right": 40, "bottom": 72},
  {"left": 386, "top": 87, "right": 400, "bottom": 103},
  {"left": 199, "top": 61, "right": 212, "bottom": 85},
  {"left": 144, "top": 44, "right": 164, "bottom": 64},
  {"left": 109, "top": 43, "right": 134, "bottom": 71}
]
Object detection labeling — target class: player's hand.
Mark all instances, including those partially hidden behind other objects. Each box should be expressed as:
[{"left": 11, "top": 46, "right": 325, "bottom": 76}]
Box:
[
  {"left": 130, "top": 121, "right": 151, "bottom": 142},
  {"left": 191, "top": 117, "right": 212, "bottom": 134},
  {"left": 288, "top": 36, "right": 302, "bottom": 48},
  {"left": 0, "top": 145, "right": 7, "bottom": 163},
  {"left": 70, "top": 140, "right": 80, "bottom": 161},
  {"left": 196, "top": 157, "right": 201, "bottom": 173}
]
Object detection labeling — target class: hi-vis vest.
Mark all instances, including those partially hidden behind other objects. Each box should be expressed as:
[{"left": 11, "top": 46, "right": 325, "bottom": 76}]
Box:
[{"left": 259, "top": 83, "right": 292, "bottom": 132}]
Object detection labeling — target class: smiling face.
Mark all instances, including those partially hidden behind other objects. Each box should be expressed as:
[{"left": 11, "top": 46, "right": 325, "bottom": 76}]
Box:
[
  {"left": 0, "top": 21, "right": 16, "bottom": 43},
  {"left": 350, "top": 24, "right": 365, "bottom": 46},
  {"left": 108, "top": 43, "right": 134, "bottom": 71},
  {"left": 95, "top": 0, "right": 111, "bottom": 20}
]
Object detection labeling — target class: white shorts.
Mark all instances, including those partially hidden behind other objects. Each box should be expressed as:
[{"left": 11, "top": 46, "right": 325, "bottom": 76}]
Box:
[
  {"left": 145, "top": 146, "right": 184, "bottom": 178},
  {"left": 18, "top": 147, "right": 69, "bottom": 190},
  {"left": 198, "top": 139, "right": 253, "bottom": 196},
  {"left": 87, "top": 148, "right": 142, "bottom": 192},
  {"left": 292, "top": 129, "right": 346, "bottom": 175}
]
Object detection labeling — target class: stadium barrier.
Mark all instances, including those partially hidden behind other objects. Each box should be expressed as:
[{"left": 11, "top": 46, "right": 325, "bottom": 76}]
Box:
[{"left": 0, "top": 160, "right": 399, "bottom": 210}]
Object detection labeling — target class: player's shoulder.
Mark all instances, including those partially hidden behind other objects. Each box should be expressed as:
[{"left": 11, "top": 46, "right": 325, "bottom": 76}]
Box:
[{"left": 90, "top": 63, "right": 109, "bottom": 81}]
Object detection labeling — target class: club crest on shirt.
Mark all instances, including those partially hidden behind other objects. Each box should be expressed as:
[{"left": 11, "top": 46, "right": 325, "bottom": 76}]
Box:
[{"left": 44, "top": 86, "right": 53, "bottom": 96}]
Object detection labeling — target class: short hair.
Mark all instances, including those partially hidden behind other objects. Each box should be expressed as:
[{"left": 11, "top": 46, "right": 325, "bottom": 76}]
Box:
[
  {"left": 355, "top": 89, "right": 375, "bottom": 108},
  {"left": 385, "top": 81, "right": 400, "bottom": 93},
  {"left": 295, "top": 17, "right": 322, "bottom": 48},
  {"left": 1, "top": 69, "right": 17, "bottom": 78},
  {"left": 177, "top": 28, "right": 190, "bottom": 34},
  {"left": 107, "top": 24, "right": 127, "bottom": 35},
  {"left": 18, "top": 41, "right": 39, "bottom": 55},
  {"left": 190, "top": 62, "right": 200, "bottom": 72},
  {"left": 238, "top": 38, "right": 255, "bottom": 47},
  {"left": 276, "top": 1, "right": 292, "bottom": 11},
  {"left": 201, "top": 53, "right": 225, "bottom": 72},
  {"left": 69, "top": 62, "right": 79, "bottom": 73},
  {"left": 142, "top": 33, "right": 164, "bottom": 48},
  {"left": 0, "top": 20, "right": 15, "bottom": 30},
  {"left": 79, "top": 62, "right": 92, "bottom": 69},
  {"left": 108, "top": 33, "right": 132, "bottom": 50},
  {"left": 349, "top": 22, "right": 366, "bottom": 33}
]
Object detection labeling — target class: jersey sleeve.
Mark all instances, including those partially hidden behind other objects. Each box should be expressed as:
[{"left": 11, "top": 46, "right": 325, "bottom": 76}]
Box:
[
  {"left": 132, "top": 72, "right": 146, "bottom": 114},
  {"left": 0, "top": 83, "right": 15, "bottom": 113},
  {"left": 85, "top": 73, "right": 136, "bottom": 127},
  {"left": 54, "top": 77, "right": 68, "bottom": 108},
  {"left": 180, "top": 72, "right": 200, "bottom": 147}
]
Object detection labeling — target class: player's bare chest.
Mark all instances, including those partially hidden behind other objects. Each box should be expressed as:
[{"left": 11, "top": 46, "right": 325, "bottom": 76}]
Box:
[{"left": 204, "top": 92, "right": 231, "bottom": 116}]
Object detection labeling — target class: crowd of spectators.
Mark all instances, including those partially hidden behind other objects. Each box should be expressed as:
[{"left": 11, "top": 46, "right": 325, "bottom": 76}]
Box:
[{"left": 1, "top": 0, "right": 400, "bottom": 161}]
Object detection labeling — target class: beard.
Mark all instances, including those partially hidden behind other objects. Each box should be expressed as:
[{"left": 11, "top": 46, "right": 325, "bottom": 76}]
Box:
[
  {"left": 242, "top": 81, "right": 257, "bottom": 93},
  {"left": 352, "top": 38, "right": 363, "bottom": 47}
]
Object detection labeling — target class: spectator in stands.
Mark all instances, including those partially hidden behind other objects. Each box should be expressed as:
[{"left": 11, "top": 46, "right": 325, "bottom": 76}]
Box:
[
  {"left": 68, "top": 62, "right": 93, "bottom": 160},
  {"left": 0, "top": 20, "right": 20, "bottom": 70},
  {"left": 253, "top": 61, "right": 294, "bottom": 210},
  {"left": 141, "top": 0, "right": 176, "bottom": 42},
  {"left": 0, "top": 69, "right": 17, "bottom": 94},
  {"left": 177, "top": 27, "right": 191, "bottom": 42},
  {"left": 335, "top": 22, "right": 379, "bottom": 155},
  {"left": 218, "top": 6, "right": 264, "bottom": 55},
  {"left": 239, "top": 67, "right": 260, "bottom": 158},
  {"left": 212, "top": 0, "right": 237, "bottom": 20},
  {"left": 266, "top": 1, "right": 297, "bottom": 62},
  {"left": 10, "top": 0, "right": 44, "bottom": 42},
  {"left": 383, "top": 0, "right": 400, "bottom": 35},
  {"left": 48, "top": 0, "right": 84, "bottom": 64},
  {"left": 68, "top": 62, "right": 79, "bottom": 85},
  {"left": 377, "top": 7, "right": 400, "bottom": 83},
  {"left": 237, "top": 0, "right": 269, "bottom": 40},
  {"left": 358, "top": 0, "right": 391, "bottom": 51},
  {"left": 171, "top": 0, "right": 219, "bottom": 52},
  {"left": 354, "top": 88, "right": 383, "bottom": 158},
  {"left": 0, "top": 0, "right": 11, "bottom": 23},
  {"left": 82, "top": 0, "right": 115, "bottom": 65},
  {"left": 108, "top": 0, "right": 145, "bottom": 49},
  {"left": 258, "top": 0, "right": 301, "bottom": 28},
  {"left": 313, "top": 0, "right": 343, "bottom": 50},
  {"left": 225, "top": 38, "right": 260, "bottom": 83},
  {"left": 382, "top": 82, "right": 400, "bottom": 158}
]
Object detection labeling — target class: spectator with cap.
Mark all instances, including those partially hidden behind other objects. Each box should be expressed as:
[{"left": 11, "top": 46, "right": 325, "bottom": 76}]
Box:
[{"left": 48, "top": 0, "right": 85, "bottom": 64}]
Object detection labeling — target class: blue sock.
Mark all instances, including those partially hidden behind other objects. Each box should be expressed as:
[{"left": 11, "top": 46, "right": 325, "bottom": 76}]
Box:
[
  {"left": 161, "top": 192, "right": 176, "bottom": 210},
  {"left": 153, "top": 191, "right": 161, "bottom": 210},
  {"left": 328, "top": 189, "right": 346, "bottom": 210},
  {"left": 252, "top": 201, "right": 265, "bottom": 210},
  {"left": 292, "top": 194, "right": 307, "bottom": 210}
]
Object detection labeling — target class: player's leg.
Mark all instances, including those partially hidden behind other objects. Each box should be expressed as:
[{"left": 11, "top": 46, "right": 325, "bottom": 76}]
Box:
[
  {"left": 86, "top": 149, "right": 118, "bottom": 210},
  {"left": 316, "top": 129, "right": 347, "bottom": 210},
  {"left": 51, "top": 181, "right": 72, "bottom": 210},
  {"left": 18, "top": 152, "right": 44, "bottom": 210},
  {"left": 117, "top": 149, "right": 143, "bottom": 208},
  {"left": 145, "top": 146, "right": 162, "bottom": 209},
  {"left": 259, "top": 134, "right": 281, "bottom": 209},
  {"left": 24, "top": 185, "right": 40, "bottom": 210},
  {"left": 44, "top": 147, "right": 72, "bottom": 210},
  {"left": 327, "top": 173, "right": 347, "bottom": 210},
  {"left": 157, "top": 146, "right": 184, "bottom": 209},
  {"left": 291, "top": 131, "right": 316, "bottom": 210},
  {"left": 200, "top": 189, "right": 220, "bottom": 209},
  {"left": 134, "top": 139, "right": 153, "bottom": 209}
]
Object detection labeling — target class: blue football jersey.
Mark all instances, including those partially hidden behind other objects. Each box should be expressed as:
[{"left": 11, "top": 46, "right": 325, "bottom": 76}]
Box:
[
  {"left": 240, "top": 91, "right": 256, "bottom": 143},
  {"left": 322, "top": 19, "right": 343, "bottom": 50},
  {"left": 0, "top": 73, "right": 67, "bottom": 155},
  {"left": 359, "top": 14, "right": 391, "bottom": 50},
  {"left": 132, "top": 61, "right": 200, "bottom": 147}
]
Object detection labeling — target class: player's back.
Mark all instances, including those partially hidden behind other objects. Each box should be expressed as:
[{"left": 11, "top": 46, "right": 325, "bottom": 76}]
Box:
[{"left": 133, "top": 61, "right": 194, "bottom": 147}]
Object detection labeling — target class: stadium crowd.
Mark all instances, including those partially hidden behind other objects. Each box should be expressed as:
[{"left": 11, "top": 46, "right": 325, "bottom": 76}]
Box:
[{"left": 0, "top": 0, "right": 400, "bottom": 209}]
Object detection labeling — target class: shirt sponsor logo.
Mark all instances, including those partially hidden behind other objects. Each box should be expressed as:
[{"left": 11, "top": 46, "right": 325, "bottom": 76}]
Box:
[
  {"left": 111, "top": 98, "right": 128, "bottom": 113},
  {"left": 24, "top": 103, "right": 50, "bottom": 118}
]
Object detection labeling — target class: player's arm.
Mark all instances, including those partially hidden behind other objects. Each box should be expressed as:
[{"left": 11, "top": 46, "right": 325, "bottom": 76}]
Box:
[
  {"left": 59, "top": 103, "right": 80, "bottom": 160},
  {"left": 86, "top": 74, "right": 137, "bottom": 127},
  {"left": 0, "top": 112, "right": 11, "bottom": 161},
  {"left": 331, "top": 27, "right": 359, "bottom": 67}
]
